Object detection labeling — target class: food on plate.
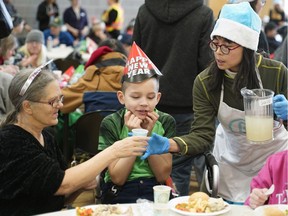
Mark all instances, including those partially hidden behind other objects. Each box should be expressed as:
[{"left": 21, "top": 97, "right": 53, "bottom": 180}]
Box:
[
  {"left": 207, "top": 197, "right": 226, "bottom": 212},
  {"left": 76, "top": 207, "right": 94, "bottom": 216},
  {"left": 175, "top": 192, "right": 227, "bottom": 213},
  {"left": 188, "top": 192, "right": 209, "bottom": 203},
  {"left": 264, "top": 207, "right": 286, "bottom": 216},
  {"left": 76, "top": 205, "right": 133, "bottom": 216}
]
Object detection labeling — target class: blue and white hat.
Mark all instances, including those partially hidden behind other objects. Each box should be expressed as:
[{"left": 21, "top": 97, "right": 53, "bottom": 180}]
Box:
[{"left": 211, "top": 2, "right": 261, "bottom": 51}]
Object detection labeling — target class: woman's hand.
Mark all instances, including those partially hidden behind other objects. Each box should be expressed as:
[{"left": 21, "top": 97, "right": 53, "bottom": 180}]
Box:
[
  {"left": 111, "top": 136, "right": 148, "bottom": 158},
  {"left": 249, "top": 188, "right": 269, "bottom": 209}
]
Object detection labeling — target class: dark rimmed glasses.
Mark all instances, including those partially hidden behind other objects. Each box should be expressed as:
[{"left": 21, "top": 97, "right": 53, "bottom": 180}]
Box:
[
  {"left": 209, "top": 41, "right": 241, "bottom": 55},
  {"left": 30, "top": 95, "right": 64, "bottom": 108}
]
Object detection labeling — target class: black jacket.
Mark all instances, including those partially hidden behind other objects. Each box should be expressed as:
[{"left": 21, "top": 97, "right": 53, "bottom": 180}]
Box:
[{"left": 133, "top": 0, "right": 214, "bottom": 114}]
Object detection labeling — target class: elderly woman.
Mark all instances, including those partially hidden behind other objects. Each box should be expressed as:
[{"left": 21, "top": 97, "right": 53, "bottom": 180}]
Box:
[
  {"left": 0, "top": 65, "right": 148, "bottom": 215},
  {"left": 18, "top": 29, "right": 48, "bottom": 68}
]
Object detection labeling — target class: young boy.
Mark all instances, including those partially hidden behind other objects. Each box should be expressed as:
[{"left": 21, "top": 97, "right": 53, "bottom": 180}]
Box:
[{"left": 98, "top": 42, "right": 175, "bottom": 204}]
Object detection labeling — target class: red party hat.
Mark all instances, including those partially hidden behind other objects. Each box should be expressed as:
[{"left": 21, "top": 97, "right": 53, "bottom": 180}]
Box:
[{"left": 122, "top": 42, "right": 162, "bottom": 82}]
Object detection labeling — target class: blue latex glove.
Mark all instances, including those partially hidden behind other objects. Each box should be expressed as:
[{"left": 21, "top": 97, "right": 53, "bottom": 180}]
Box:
[
  {"left": 141, "top": 133, "right": 170, "bottom": 160},
  {"left": 273, "top": 94, "right": 288, "bottom": 120}
]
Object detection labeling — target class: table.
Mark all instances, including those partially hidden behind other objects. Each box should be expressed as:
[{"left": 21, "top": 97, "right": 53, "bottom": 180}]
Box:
[
  {"left": 37, "top": 203, "right": 256, "bottom": 216},
  {"left": 47, "top": 46, "right": 74, "bottom": 60}
]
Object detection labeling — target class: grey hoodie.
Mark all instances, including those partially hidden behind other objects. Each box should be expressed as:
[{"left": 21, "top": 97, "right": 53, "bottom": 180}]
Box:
[{"left": 133, "top": 0, "right": 214, "bottom": 113}]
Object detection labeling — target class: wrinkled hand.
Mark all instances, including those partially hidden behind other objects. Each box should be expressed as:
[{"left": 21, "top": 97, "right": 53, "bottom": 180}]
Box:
[
  {"left": 112, "top": 136, "right": 148, "bottom": 158},
  {"left": 273, "top": 94, "right": 288, "bottom": 120},
  {"left": 249, "top": 188, "right": 269, "bottom": 209},
  {"left": 141, "top": 133, "right": 170, "bottom": 160}
]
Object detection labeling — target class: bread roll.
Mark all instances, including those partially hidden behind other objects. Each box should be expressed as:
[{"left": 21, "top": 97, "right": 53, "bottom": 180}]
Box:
[
  {"left": 264, "top": 207, "right": 285, "bottom": 216},
  {"left": 188, "top": 192, "right": 209, "bottom": 203}
]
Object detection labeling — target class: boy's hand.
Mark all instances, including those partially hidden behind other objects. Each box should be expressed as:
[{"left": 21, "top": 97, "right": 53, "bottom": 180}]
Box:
[
  {"left": 141, "top": 133, "right": 170, "bottom": 160},
  {"left": 124, "top": 110, "right": 142, "bottom": 130},
  {"left": 141, "top": 111, "right": 159, "bottom": 135}
]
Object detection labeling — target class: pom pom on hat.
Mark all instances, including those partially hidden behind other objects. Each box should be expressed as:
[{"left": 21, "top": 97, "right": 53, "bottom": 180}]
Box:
[
  {"left": 211, "top": 2, "right": 261, "bottom": 51},
  {"left": 122, "top": 42, "right": 162, "bottom": 83},
  {"left": 25, "top": 29, "right": 44, "bottom": 44},
  {"left": 49, "top": 17, "right": 62, "bottom": 27}
]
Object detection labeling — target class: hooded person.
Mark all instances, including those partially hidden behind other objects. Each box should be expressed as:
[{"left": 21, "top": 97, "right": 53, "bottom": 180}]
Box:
[
  {"left": 98, "top": 42, "right": 175, "bottom": 204},
  {"left": 133, "top": 0, "right": 215, "bottom": 196},
  {"left": 60, "top": 38, "right": 127, "bottom": 114}
]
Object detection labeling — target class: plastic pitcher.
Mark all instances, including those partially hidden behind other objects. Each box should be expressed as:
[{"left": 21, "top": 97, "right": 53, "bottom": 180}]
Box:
[{"left": 241, "top": 88, "right": 275, "bottom": 144}]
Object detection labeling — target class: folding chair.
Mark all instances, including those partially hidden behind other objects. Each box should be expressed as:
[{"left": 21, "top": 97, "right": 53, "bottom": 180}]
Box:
[
  {"left": 54, "top": 58, "right": 81, "bottom": 72},
  {"left": 203, "top": 151, "right": 219, "bottom": 198},
  {"left": 72, "top": 110, "right": 116, "bottom": 161}
]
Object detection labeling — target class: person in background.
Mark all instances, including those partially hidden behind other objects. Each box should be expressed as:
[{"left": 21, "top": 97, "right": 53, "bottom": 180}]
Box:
[
  {"left": 125, "top": 18, "right": 135, "bottom": 35},
  {"left": 117, "top": 33, "right": 132, "bottom": 55},
  {"left": 61, "top": 38, "right": 127, "bottom": 114},
  {"left": 87, "top": 21, "right": 108, "bottom": 45},
  {"left": 0, "top": 34, "right": 19, "bottom": 76},
  {"left": 37, "top": 0, "right": 59, "bottom": 31},
  {"left": 141, "top": 2, "right": 288, "bottom": 204},
  {"left": 11, "top": 15, "right": 25, "bottom": 46},
  {"left": 269, "top": 0, "right": 287, "bottom": 27},
  {"left": 0, "top": 67, "right": 148, "bottom": 215},
  {"left": 43, "top": 17, "right": 74, "bottom": 47},
  {"left": 101, "top": 0, "right": 124, "bottom": 39},
  {"left": 99, "top": 43, "right": 175, "bottom": 204},
  {"left": 273, "top": 36, "right": 287, "bottom": 67},
  {"left": 264, "top": 22, "right": 281, "bottom": 55},
  {"left": 0, "top": 34, "right": 17, "bottom": 65},
  {"left": 133, "top": 0, "right": 214, "bottom": 196},
  {"left": 63, "top": 0, "right": 89, "bottom": 41},
  {"left": 228, "top": 0, "right": 269, "bottom": 56},
  {"left": 18, "top": 30, "right": 48, "bottom": 68},
  {"left": 4, "top": 0, "right": 32, "bottom": 33},
  {"left": 0, "top": 71, "right": 14, "bottom": 120}
]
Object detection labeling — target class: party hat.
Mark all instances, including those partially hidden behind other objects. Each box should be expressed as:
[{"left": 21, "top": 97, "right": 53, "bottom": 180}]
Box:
[{"left": 122, "top": 42, "right": 162, "bottom": 83}]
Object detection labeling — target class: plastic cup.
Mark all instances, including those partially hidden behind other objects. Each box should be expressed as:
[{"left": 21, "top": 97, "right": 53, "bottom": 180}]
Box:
[
  {"left": 132, "top": 128, "right": 148, "bottom": 136},
  {"left": 153, "top": 185, "right": 171, "bottom": 210}
]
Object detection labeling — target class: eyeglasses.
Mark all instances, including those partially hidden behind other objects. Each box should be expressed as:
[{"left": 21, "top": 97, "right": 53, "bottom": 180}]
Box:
[
  {"left": 30, "top": 95, "right": 64, "bottom": 108},
  {"left": 209, "top": 41, "right": 241, "bottom": 55},
  {"left": 19, "top": 59, "right": 54, "bottom": 96}
]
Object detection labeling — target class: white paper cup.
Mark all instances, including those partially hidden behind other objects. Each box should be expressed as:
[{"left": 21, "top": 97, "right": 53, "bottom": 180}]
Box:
[
  {"left": 132, "top": 128, "right": 148, "bottom": 137},
  {"left": 153, "top": 185, "right": 171, "bottom": 216},
  {"left": 153, "top": 185, "right": 171, "bottom": 203}
]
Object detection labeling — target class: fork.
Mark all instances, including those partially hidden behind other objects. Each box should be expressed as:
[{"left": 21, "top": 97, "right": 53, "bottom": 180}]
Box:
[{"left": 264, "top": 184, "right": 275, "bottom": 196}]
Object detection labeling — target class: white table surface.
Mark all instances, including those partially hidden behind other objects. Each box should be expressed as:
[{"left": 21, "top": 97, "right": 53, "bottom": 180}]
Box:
[
  {"left": 37, "top": 203, "right": 258, "bottom": 216},
  {"left": 47, "top": 46, "right": 74, "bottom": 60}
]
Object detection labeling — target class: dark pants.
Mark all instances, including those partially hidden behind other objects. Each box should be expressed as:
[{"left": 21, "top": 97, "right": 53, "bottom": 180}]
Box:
[
  {"left": 170, "top": 113, "right": 206, "bottom": 196},
  {"left": 101, "top": 178, "right": 159, "bottom": 204}
]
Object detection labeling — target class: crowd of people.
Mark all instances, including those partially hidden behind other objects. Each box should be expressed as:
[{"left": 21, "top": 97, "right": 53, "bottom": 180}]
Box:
[{"left": 0, "top": 0, "right": 287, "bottom": 215}]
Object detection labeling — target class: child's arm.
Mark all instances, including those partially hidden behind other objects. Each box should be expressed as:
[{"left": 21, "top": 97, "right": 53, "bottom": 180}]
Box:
[{"left": 146, "top": 153, "right": 172, "bottom": 183}]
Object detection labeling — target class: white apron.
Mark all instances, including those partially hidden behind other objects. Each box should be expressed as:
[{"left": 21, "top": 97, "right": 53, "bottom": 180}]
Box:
[{"left": 213, "top": 81, "right": 288, "bottom": 203}]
